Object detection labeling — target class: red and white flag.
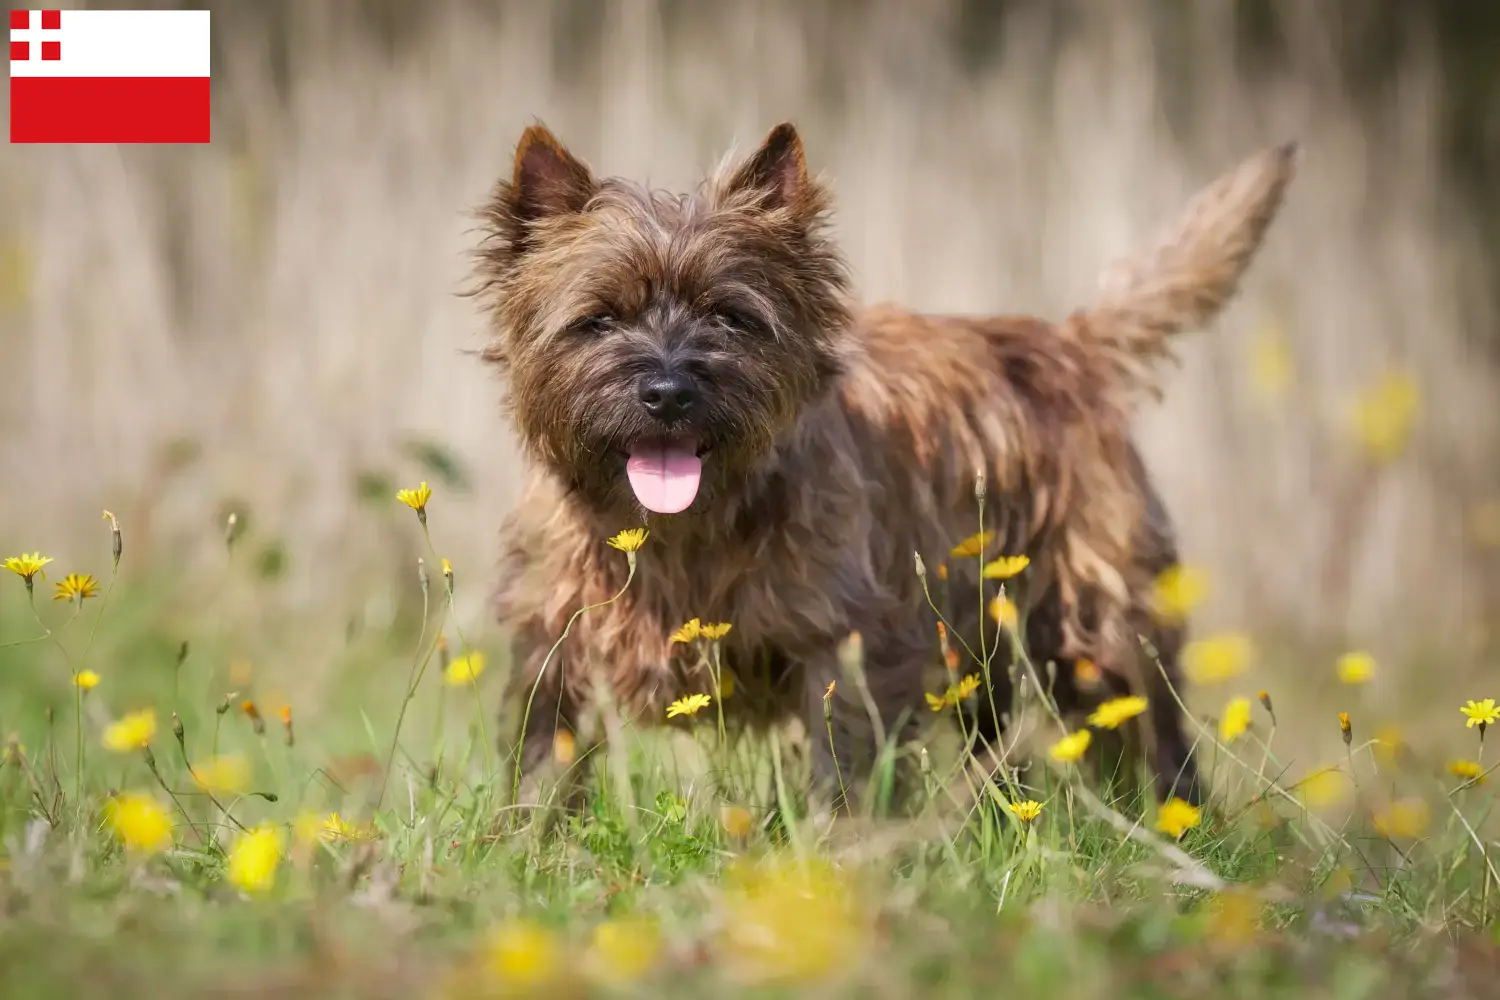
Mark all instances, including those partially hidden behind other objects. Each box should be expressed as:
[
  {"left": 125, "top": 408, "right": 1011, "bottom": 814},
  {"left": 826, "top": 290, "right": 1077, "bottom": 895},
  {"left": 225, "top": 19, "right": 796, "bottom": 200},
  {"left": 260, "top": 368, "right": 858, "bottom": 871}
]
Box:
[{"left": 9, "top": 9, "right": 210, "bottom": 144}]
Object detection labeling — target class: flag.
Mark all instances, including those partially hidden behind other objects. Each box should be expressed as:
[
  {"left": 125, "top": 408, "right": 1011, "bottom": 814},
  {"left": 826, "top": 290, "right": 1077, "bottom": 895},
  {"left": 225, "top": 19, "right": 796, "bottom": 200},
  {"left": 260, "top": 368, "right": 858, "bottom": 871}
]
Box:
[{"left": 9, "top": 9, "right": 210, "bottom": 144}]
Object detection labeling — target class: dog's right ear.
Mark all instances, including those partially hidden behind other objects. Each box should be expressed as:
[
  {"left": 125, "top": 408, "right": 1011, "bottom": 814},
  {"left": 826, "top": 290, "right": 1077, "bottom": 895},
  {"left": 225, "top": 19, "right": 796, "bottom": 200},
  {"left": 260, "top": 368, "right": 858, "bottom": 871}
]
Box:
[{"left": 507, "top": 123, "right": 597, "bottom": 224}]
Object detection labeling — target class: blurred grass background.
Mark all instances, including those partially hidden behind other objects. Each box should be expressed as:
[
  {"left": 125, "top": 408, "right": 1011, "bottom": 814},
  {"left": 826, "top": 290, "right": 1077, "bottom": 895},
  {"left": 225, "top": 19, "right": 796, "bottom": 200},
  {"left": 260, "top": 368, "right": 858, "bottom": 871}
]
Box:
[{"left": 1, "top": 0, "right": 1497, "bottom": 769}]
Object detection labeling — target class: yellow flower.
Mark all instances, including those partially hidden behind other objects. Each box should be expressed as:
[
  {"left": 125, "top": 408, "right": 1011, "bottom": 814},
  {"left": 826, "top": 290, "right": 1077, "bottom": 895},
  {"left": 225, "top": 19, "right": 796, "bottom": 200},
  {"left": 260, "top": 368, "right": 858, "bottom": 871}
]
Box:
[
  {"left": 924, "top": 692, "right": 947, "bottom": 712},
  {"left": 699, "top": 621, "right": 733, "bottom": 640},
  {"left": 989, "top": 596, "right": 1019, "bottom": 629},
  {"left": 824, "top": 680, "right": 836, "bottom": 700},
  {"left": 949, "top": 531, "right": 993, "bottom": 559},
  {"left": 1205, "top": 887, "right": 1262, "bottom": 949},
  {"left": 1154, "top": 797, "right": 1201, "bottom": 838},
  {"left": 484, "top": 921, "right": 561, "bottom": 989},
  {"left": 955, "top": 673, "right": 981, "bottom": 700},
  {"left": 1048, "top": 729, "right": 1092, "bottom": 763},
  {"left": 1151, "top": 565, "right": 1207, "bottom": 623},
  {"left": 720, "top": 857, "right": 864, "bottom": 985},
  {"left": 105, "top": 793, "right": 173, "bottom": 855},
  {"left": 1338, "top": 712, "right": 1352, "bottom": 745},
  {"left": 1372, "top": 724, "right": 1405, "bottom": 767},
  {"left": 443, "top": 650, "right": 486, "bottom": 686},
  {"left": 607, "top": 528, "right": 649, "bottom": 552},
  {"left": 586, "top": 916, "right": 662, "bottom": 984},
  {"left": 226, "top": 823, "right": 284, "bottom": 894},
  {"left": 1006, "top": 799, "right": 1043, "bottom": 823},
  {"left": 1183, "top": 632, "right": 1253, "bottom": 684},
  {"left": 720, "top": 804, "right": 754, "bottom": 838},
  {"left": 1348, "top": 370, "right": 1420, "bottom": 463},
  {"left": 53, "top": 573, "right": 100, "bottom": 602},
  {"left": 669, "top": 618, "right": 702, "bottom": 644},
  {"left": 1373, "top": 798, "right": 1430, "bottom": 840},
  {"left": 74, "top": 669, "right": 100, "bottom": 692},
  {"left": 1248, "top": 317, "right": 1295, "bottom": 400},
  {"left": 553, "top": 730, "right": 577, "bottom": 766},
  {"left": 927, "top": 674, "right": 983, "bottom": 712},
  {"left": 980, "top": 555, "right": 1030, "bottom": 580},
  {"left": 1461, "top": 698, "right": 1500, "bottom": 729},
  {"left": 320, "top": 812, "right": 362, "bottom": 842},
  {"left": 1295, "top": 767, "right": 1350, "bottom": 808},
  {"left": 395, "top": 481, "right": 432, "bottom": 512},
  {"left": 1448, "top": 760, "right": 1486, "bottom": 785},
  {"left": 1074, "top": 658, "right": 1103, "bottom": 688},
  {"left": 3, "top": 551, "right": 52, "bottom": 584},
  {"left": 667, "top": 693, "right": 712, "bottom": 719},
  {"left": 1335, "top": 651, "right": 1375, "bottom": 685},
  {"left": 1219, "top": 697, "right": 1251, "bottom": 743},
  {"left": 101, "top": 708, "right": 157, "bottom": 752},
  {"left": 191, "top": 754, "right": 251, "bottom": 796},
  {"left": 1087, "top": 695, "right": 1148, "bottom": 730}
]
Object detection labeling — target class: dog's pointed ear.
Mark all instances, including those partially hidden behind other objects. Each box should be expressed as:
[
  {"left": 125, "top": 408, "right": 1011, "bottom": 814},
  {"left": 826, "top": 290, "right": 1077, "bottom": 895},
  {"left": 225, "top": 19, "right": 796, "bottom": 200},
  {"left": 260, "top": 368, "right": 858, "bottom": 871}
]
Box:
[
  {"left": 725, "top": 122, "right": 808, "bottom": 211},
  {"left": 509, "top": 123, "right": 597, "bottom": 223}
]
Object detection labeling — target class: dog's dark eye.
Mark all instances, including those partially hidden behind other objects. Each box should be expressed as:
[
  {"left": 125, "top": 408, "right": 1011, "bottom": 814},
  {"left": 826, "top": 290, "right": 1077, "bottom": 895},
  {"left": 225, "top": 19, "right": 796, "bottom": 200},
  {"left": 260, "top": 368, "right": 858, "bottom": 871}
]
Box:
[
  {"left": 568, "top": 314, "right": 614, "bottom": 336},
  {"left": 712, "top": 307, "right": 764, "bottom": 336}
]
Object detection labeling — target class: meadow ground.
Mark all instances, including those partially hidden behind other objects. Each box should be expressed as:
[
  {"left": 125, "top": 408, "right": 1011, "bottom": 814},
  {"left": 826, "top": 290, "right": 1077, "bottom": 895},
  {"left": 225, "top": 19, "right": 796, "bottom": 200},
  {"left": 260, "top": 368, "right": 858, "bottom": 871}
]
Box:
[{"left": 1, "top": 490, "right": 1499, "bottom": 1000}]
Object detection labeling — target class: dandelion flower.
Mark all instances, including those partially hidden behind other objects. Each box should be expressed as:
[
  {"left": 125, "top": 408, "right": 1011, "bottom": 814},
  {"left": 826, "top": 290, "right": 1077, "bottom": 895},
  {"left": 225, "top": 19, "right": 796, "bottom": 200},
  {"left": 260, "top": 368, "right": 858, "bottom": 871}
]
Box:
[
  {"left": 395, "top": 481, "right": 432, "bottom": 514},
  {"left": 1074, "top": 659, "right": 1103, "bottom": 688},
  {"left": 1219, "top": 697, "right": 1251, "bottom": 743},
  {"left": 320, "top": 812, "right": 361, "bottom": 842},
  {"left": 949, "top": 531, "right": 993, "bottom": 559},
  {"left": 1296, "top": 767, "right": 1350, "bottom": 808},
  {"left": 699, "top": 621, "right": 733, "bottom": 641},
  {"left": 1348, "top": 371, "right": 1420, "bottom": 464},
  {"left": 607, "top": 527, "right": 649, "bottom": 552},
  {"left": 553, "top": 730, "right": 577, "bottom": 766},
  {"left": 1154, "top": 797, "right": 1202, "bottom": 838},
  {"left": 720, "top": 857, "right": 864, "bottom": 985},
  {"left": 1448, "top": 760, "right": 1486, "bottom": 785},
  {"left": 105, "top": 793, "right": 173, "bottom": 855},
  {"left": 3, "top": 551, "right": 52, "bottom": 586},
  {"left": 927, "top": 675, "right": 982, "bottom": 711},
  {"left": 720, "top": 804, "right": 754, "bottom": 838},
  {"left": 74, "top": 670, "right": 100, "bottom": 692},
  {"left": 1461, "top": 698, "right": 1500, "bottom": 730},
  {"left": 586, "top": 916, "right": 662, "bottom": 985},
  {"left": 667, "top": 693, "right": 712, "bottom": 719},
  {"left": 1335, "top": 651, "right": 1375, "bottom": 686},
  {"left": 1151, "top": 565, "right": 1207, "bottom": 623},
  {"left": 485, "top": 921, "right": 561, "bottom": 989},
  {"left": 1005, "top": 799, "right": 1043, "bottom": 823},
  {"left": 53, "top": 573, "right": 99, "bottom": 603},
  {"left": 443, "top": 650, "right": 486, "bottom": 686},
  {"left": 1087, "top": 695, "right": 1148, "bottom": 730},
  {"left": 955, "top": 673, "right": 981, "bottom": 701},
  {"left": 924, "top": 692, "right": 947, "bottom": 712},
  {"left": 824, "top": 680, "right": 836, "bottom": 700},
  {"left": 1048, "top": 729, "right": 1092, "bottom": 763},
  {"left": 1183, "top": 632, "right": 1252, "bottom": 684},
  {"left": 191, "top": 754, "right": 251, "bottom": 796},
  {"left": 980, "top": 555, "right": 1030, "bottom": 580},
  {"left": 989, "top": 596, "right": 1018, "bottom": 629},
  {"left": 226, "top": 823, "right": 284, "bottom": 894},
  {"left": 1258, "top": 689, "right": 1275, "bottom": 720},
  {"left": 669, "top": 618, "right": 702, "bottom": 644},
  {"left": 1373, "top": 798, "right": 1430, "bottom": 839},
  {"left": 101, "top": 708, "right": 156, "bottom": 752},
  {"left": 1338, "top": 712, "right": 1352, "bottom": 745}
]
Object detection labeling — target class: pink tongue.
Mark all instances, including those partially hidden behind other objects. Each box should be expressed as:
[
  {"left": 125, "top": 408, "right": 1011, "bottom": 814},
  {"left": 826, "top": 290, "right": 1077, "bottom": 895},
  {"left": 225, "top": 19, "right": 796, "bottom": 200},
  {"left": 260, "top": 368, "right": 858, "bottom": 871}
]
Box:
[{"left": 625, "top": 445, "right": 703, "bottom": 514}]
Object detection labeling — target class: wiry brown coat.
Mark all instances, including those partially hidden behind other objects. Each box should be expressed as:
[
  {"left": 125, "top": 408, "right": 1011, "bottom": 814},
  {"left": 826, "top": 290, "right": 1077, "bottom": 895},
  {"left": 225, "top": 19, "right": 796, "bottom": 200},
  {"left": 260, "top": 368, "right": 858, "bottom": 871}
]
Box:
[{"left": 472, "top": 122, "right": 1297, "bottom": 807}]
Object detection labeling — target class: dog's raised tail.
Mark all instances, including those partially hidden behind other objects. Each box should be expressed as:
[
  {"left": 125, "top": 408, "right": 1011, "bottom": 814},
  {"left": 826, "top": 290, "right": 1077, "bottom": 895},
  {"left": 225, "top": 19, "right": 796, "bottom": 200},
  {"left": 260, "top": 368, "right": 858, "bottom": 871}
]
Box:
[{"left": 1071, "top": 140, "right": 1300, "bottom": 396}]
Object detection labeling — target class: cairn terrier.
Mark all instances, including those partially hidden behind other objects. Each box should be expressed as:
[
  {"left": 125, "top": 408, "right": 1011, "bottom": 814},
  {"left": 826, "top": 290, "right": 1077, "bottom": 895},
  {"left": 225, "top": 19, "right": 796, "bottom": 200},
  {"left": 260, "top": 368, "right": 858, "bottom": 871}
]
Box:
[{"left": 472, "top": 121, "right": 1296, "bottom": 810}]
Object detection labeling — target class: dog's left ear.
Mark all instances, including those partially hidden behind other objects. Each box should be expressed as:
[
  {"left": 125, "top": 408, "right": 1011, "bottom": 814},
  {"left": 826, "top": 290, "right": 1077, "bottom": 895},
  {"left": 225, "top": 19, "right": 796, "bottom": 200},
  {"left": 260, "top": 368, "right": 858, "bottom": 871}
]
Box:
[
  {"left": 509, "top": 123, "right": 597, "bottom": 224},
  {"left": 725, "top": 122, "right": 809, "bottom": 211}
]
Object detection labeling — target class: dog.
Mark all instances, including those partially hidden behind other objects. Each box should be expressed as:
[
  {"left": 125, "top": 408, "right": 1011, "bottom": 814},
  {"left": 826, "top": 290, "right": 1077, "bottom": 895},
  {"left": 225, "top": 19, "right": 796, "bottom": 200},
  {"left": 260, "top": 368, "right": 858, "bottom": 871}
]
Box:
[{"left": 471, "top": 121, "right": 1296, "bottom": 811}]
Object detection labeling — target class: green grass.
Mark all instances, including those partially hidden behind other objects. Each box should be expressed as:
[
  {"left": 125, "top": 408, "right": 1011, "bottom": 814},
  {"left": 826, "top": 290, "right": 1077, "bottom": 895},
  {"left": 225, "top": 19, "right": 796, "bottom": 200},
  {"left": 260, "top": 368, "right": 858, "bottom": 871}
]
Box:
[{"left": 1, "top": 514, "right": 1498, "bottom": 1000}]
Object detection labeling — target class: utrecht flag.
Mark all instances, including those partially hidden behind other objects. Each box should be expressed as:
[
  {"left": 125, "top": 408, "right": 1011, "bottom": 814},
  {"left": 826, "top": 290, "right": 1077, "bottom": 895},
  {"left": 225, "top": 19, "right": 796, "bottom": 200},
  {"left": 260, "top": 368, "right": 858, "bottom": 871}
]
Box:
[{"left": 9, "top": 9, "right": 210, "bottom": 143}]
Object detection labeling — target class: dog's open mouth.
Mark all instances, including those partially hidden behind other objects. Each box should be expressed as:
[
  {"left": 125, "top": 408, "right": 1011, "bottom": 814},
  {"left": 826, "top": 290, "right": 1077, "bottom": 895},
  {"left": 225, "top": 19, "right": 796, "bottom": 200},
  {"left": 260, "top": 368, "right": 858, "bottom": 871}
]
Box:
[{"left": 625, "top": 437, "right": 709, "bottom": 514}]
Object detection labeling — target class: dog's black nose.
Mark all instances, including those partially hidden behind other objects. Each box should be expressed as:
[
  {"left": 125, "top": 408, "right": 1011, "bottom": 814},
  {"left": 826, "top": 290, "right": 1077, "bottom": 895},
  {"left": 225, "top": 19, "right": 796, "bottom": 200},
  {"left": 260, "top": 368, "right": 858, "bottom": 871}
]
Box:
[{"left": 637, "top": 373, "right": 699, "bottom": 424}]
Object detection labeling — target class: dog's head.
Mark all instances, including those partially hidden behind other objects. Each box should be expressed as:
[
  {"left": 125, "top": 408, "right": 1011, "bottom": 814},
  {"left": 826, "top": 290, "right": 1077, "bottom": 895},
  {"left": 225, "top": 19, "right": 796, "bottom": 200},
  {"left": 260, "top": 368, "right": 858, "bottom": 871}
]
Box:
[{"left": 474, "top": 122, "right": 851, "bottom": 517}]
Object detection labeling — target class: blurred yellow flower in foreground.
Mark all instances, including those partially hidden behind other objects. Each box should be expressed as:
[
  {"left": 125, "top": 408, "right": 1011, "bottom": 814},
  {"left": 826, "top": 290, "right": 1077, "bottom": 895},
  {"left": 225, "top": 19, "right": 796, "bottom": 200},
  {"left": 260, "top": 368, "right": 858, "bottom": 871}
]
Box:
[
  {"left": 1295, "top": 767, "right": 1350, "bottom": 809},
  {"left": 191, "top": 754, "right": 251, "bottom": 796},
  {"left": 1373, "top": 798, "right": 1430, "bottom": 840},
  {"left": 720, "top": 857, "right": 864, "bottom": 985},
  {"left": 586, "top": 916, "right": 662, "bottom": 985},
  {"left": 443, "top": 651, "right": 486, "bottom": 686},
  {"left": 1219, "top": 697, "right": 1251, "bottom": 743},
  {"left": 607, "top": 527, "right": 648, "bottom": 552},
  {"left": 1154, "top": 797, "right": 1201, "bottom": 839},
  {"left": 74, "top": 670, "right": 100, "bottom": 692},
  {"left": 1448, "top": 760, "right": 1486, "bottom": 785},
  {"left": 666, "top": 693, "right": 711, "bottom": 719},
  {"left": 1005, "top": 799, "right": 1043, "bottom": 823},
  {"left": 293, "top": 811, "right": 364, "bottom": 847},
  {"left": 105, "top": 793, "right": 173, "bottom": 856},
  {"left": 226, "top": 824, "right": 284, "bottom": 895},
  {"left": 720, "top": 804, "right": 755, "bottom": 839},
  {"left": 1087, "top": 695, "right": 1148, "bottom": 730},
  {"left": 949, "top": 531, "right": 992, "bottom": 559},
  {"left": 552, "top": 730, "right": 577, "bottom": 766},
  {"left": 1183, "top": 632, "right": 1252, "bottom": 684},
  {"left": 989, "top": 596, "right": 1018, "bottom": 629},
  {"left": 102, "top": 708, "right": 156, "bottom": 752},
  {"left": 1206, "top": 887, "right": 1262, "bottom": 949},
  {"left": 484, "top": 920, "right": 562, "bottom": 990},
  {"left": 53, "top": 573, "right": 99, "bottom": 603},
  {"left": 1335, "top": 651, "right": 1375, "bottom": 685},
  {"left": 1348, "top": 370, "right": 1420, "bottom": 463},
  {"left": 1048, "top": 729, "right": 1092, "bottom": 764},
  {"left": 981, "top": 554, "right": 1030, "bottom": 580},
  {"left": 1151, "top": 565, "right": 1207, "bottom": 623}
]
